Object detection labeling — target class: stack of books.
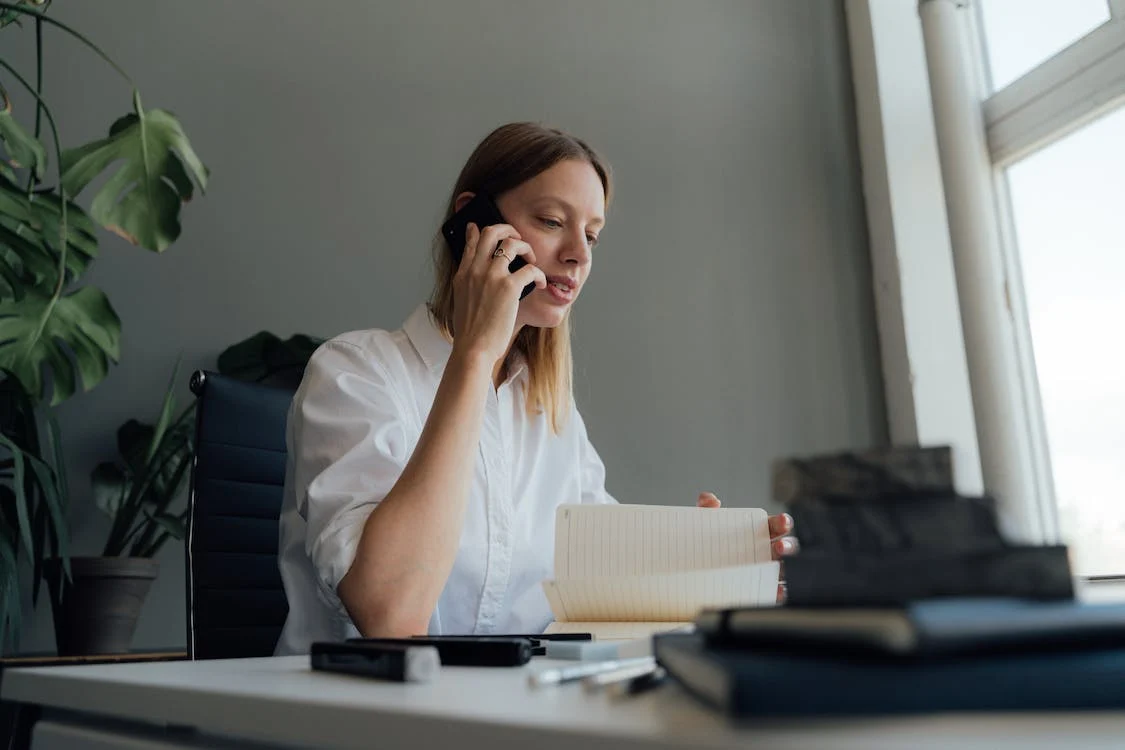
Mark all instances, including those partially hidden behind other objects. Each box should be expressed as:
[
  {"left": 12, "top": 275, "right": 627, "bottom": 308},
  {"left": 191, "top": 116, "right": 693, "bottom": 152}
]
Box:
[{"left": 654, "top": 598, "right": 1125, "bottom": 716}]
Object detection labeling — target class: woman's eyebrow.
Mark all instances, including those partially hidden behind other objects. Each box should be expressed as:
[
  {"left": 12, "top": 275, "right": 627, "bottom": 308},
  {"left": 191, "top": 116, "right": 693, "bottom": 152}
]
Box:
[{"left": 532, "top": 196, "right": 605, "bottom": 227}]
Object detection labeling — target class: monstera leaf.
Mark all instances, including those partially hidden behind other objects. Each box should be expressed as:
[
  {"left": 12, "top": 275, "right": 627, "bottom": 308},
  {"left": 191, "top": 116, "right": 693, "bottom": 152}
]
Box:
[
  {"left": 0, "top": 91, "right": 46, "bottom": 180},
  {"left": 0, "top": 0, "right": 51, "bottom": 28},
  {"left": 218, "top": 331, "right": 323, "bottom": 388},
  {"left": 0, "top": 174, "right": 99, "bottom": 297},
  {"left": 0, "top": 280, "right": 120, "bottom": 404},
  {"left": 60, "top": 91, "right": 208, "bottom": 252}
]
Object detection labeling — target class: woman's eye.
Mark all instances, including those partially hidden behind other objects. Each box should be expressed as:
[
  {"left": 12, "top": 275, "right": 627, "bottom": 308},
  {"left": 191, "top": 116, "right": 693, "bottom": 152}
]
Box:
[
  {"left": 586, "top": 235, "right": 599, "bottom": 247},
  {"left": 540, "top": 218, "right": 562, "bottom": 229}
]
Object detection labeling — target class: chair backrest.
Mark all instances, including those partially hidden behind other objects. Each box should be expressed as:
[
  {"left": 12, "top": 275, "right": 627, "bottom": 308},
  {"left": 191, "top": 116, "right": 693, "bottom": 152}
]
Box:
[{"left": 185, "top": 370, "right": 295, "bottom": 659}]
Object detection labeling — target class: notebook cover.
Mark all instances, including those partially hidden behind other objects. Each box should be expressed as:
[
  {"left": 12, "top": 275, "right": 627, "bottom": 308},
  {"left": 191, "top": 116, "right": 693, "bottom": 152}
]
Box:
[{"left": 654, "top": 632, "right": 1125, "bottom": 716}]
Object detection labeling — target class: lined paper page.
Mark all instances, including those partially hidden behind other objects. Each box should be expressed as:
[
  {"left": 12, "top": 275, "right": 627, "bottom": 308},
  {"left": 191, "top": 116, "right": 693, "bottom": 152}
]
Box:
[
  {"left": 542, "top": 562, "right": 780, "bottom": 622},
  {"left": 554, "top": 504, "right": 771, "bottom": 578}
]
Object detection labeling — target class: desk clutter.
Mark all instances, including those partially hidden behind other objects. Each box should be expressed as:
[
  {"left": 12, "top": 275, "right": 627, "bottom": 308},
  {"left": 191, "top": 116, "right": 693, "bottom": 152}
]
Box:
[
  {"left": 651, "top": 445, "right": 1125, "bottom": 716},
  {"left": 310, "top": 445, "right": 1124, "bottom": 717}
]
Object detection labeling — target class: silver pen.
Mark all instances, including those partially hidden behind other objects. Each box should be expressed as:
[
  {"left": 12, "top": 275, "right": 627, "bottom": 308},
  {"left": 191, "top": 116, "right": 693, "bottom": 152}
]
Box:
[
  {"left": 582, "top": 661, "right": 659, "bottom": 692},
  {"left": 528, "top": 656, "right": 655, "bottom": 688}
]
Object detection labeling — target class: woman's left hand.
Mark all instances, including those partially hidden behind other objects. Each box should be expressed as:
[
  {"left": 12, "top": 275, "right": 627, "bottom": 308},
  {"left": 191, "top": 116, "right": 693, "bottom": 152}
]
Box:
[{"left": 696, "top": 492, "right": 797, "bottom": 602}]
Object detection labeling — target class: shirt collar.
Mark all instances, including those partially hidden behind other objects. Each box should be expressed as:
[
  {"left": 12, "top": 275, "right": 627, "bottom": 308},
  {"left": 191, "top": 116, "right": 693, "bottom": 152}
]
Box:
[
  {"left": 402, "top": 303, "right": 529, "bottom": 386},
  {"left": 403, "top": 304, "right": 452, "bottom": 372}
]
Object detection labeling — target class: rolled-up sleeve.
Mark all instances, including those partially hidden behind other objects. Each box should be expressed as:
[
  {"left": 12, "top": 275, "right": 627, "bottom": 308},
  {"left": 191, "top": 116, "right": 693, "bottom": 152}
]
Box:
[
  {"left": 573, "top": 408, "right": 617, "bottom": 506},
  {"left": 289, "top": 340, "right": 412, "bottom": 615}
]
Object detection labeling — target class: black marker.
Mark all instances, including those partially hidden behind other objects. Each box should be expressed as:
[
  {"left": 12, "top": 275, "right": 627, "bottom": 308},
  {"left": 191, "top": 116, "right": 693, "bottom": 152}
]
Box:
[{"left": 310, "top": 641, "right": 441, "bottom": 683}]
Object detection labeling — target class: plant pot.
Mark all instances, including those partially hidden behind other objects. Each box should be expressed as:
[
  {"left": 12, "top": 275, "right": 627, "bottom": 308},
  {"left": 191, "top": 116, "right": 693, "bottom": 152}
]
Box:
[{"left": 45, "top": 557, "right": 159, "bottom": 656}]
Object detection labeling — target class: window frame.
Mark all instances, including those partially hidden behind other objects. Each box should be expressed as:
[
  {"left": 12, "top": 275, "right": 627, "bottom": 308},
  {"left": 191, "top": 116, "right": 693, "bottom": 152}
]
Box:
[
  {"left": 981, "top": 7, "right": 1125, "bottom": 165},
  {"left": 845, "top": 0, "right": 1125, "bottom": 574}
]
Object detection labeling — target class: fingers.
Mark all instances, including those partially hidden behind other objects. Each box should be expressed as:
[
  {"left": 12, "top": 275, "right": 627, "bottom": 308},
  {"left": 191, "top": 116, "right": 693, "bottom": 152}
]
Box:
[
  {"left": 472, "top": 222, "right": 526, "bottom": 273},
  {"left": 510, "top": 262, "right": 547, "bottom": 293},
  {"left": 771, "top": 536, "right": 799, "bottom": 559},
  {"left": 487, "top": 238, "right": 537, "bottom": 281},
  {"left": 696, "top": 492, "right": 721, "bottom": 509},
  {"left": 768, "top": 513, "right": 793, "bottom": 539},
  {"left": 460, "top": 222, "right": 482, "bottom": 272}
]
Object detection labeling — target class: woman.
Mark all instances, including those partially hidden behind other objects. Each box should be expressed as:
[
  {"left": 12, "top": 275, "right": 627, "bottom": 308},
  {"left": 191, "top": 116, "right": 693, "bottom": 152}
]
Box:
[{"left": 275, "top": 123, "right": 795, "bottom": 655}]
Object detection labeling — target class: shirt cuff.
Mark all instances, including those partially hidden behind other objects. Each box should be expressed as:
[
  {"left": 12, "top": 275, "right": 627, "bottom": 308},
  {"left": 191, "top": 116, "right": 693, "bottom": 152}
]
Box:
[{"left": 308, "top": 505, "right": 376, "bottom": 620}]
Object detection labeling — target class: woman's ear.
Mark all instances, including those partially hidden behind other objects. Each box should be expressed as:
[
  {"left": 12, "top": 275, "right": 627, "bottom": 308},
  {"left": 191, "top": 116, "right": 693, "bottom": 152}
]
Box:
[{"left": 453, "top": 191, "right": 476, "bottom": 213}]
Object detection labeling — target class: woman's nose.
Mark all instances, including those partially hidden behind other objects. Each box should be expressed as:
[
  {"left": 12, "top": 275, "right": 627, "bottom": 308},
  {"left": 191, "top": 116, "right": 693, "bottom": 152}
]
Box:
[{"left": 561, "top": 231, "right": 591, "bottom": 265}]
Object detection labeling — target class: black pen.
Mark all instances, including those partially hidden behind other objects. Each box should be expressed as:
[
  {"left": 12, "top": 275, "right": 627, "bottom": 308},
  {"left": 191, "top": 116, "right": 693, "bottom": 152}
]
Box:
[{"left": 605, "top": 666, "right": 668, "bottom": 699}]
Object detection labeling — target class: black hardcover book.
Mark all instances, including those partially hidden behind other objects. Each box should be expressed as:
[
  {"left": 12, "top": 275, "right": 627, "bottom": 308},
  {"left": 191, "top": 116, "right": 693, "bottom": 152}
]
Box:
[{"left": 654, "top": 632, "right": 1125, "bottom": 716}]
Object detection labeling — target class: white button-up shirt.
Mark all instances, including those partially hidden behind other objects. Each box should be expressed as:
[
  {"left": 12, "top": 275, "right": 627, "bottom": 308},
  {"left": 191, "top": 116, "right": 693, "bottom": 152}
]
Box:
[{"left": 275, "top": 304, "right": 616, "bottom": 655}]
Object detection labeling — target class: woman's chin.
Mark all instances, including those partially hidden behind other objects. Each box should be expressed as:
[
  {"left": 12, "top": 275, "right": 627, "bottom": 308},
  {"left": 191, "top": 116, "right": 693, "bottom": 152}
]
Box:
[{"left": 519, "top": 299, "right": 569, "bottom": 329}]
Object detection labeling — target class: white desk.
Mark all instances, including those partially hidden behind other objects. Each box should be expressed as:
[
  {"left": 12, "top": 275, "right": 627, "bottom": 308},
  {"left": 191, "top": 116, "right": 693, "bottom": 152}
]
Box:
[{"left": 4, "top": 654, "right": 1125, "bottom": 750}]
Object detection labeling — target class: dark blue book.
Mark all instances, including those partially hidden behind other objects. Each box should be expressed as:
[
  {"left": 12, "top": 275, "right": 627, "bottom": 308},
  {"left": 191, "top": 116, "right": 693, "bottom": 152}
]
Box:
[{"left": 654, "top": 632, "right": 1125, "bottom": 716}]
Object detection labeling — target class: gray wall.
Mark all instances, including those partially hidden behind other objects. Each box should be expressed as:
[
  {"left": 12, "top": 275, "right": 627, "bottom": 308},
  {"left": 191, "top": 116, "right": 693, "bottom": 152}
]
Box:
[{"left": 10, "top": 0, "right": 885, "bottom": 653}]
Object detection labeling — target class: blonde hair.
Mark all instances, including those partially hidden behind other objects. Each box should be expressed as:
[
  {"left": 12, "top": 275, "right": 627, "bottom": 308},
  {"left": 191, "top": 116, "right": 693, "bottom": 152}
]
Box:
[{"left": 429, "top": 122, "right": 613, "bottom": 434}]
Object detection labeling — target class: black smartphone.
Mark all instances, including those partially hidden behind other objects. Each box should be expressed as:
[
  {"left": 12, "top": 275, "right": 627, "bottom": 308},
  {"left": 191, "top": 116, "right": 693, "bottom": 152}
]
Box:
[
  {"left": 347, "top": 636, "right": 533, "bottom": 667},
  {"left": 440, "top": 193, "right": 535, "bottom": 300}
]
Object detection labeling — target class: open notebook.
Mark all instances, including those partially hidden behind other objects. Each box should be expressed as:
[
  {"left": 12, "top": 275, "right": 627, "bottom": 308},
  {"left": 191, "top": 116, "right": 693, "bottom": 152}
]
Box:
[{"left": 541, "top": 504, "right": 780, "bottom": 641}]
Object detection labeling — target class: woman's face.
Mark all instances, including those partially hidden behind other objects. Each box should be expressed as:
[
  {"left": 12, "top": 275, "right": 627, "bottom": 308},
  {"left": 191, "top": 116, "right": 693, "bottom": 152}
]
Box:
[{"left": 493, "top": 159, "right": 606, "bottom": 329}]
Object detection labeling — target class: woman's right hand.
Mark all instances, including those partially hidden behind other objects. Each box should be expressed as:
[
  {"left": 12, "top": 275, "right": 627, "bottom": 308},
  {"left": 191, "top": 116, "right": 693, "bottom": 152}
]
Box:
[{"left": 450, "top": 221, "right": 547, "bottom": 366}]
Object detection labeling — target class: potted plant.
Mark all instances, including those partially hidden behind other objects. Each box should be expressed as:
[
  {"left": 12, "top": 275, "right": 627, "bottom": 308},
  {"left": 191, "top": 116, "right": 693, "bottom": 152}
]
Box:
[
  {"left": 58, "top": 334, "right": 322, "bottom": 656},
  {"left": 49, "top": 363, "right": 195, "bottom": 656},
  {"left": 0, "top": 1, "right": 208, "bottom": 654}
]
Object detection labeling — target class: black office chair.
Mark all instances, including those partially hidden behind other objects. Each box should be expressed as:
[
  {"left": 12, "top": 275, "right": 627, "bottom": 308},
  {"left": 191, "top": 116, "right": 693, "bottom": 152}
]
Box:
[{"left": 185, "top": 370, "right": 296, "bottom": 659}]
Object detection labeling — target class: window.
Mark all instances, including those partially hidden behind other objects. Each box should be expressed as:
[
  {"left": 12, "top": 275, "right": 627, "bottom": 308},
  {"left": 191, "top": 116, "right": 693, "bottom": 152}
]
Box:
[
  {"left": 976, "top": 1, "right": 1125, "bottom": 575},
  {"left": 847, "top": 0, "right": 1125, "bottom": 575},
  {"left": 1004, "top": 106, "right": 1125, "bottom": 575},
  {"left": 978, "top": 0, "right": 1111, "bottom": 91}
]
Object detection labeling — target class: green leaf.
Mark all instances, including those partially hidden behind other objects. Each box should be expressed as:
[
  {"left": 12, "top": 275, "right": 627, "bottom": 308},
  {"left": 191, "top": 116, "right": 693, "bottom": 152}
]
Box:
[
  {"left": 0, "top": 176, "right": 99, "bottom": 291},
  {"left": 146, "top": 359, "right": 180, "bottom": 464},
  {"left": 121, "top": 422, "right": 188, "bottom": 514},
  {"left": 43, "top": 413, "right": 67, "bottom": 504},
  {"left": 60, "top": 91, "right": 208, "bottom": 252},
  {"left": 0, "top": 527, "right": 20, "bottom": 654},
  {"left": 142, "top": 506, "right": 185, "bottom": 540},
  {"left": 116, "top": 419, "right": 152, "bottom": 476},
  {"left": 133, "top": 505, "right": 186, "bottom": 556},
  {"left": 0, "top": 281, "right": 121, "bottom": 405},
  {"left": 218, "top": 332, "right": 323, "bottom": 387},
  {"left": 29, "top": 489, "right": 46, "bottom": 604},
  {"left": 0, "top": 90, "right": 47, "bottom": 180},
  {"left": 21, "top": 441, "right": 68, "bottom": 598},
  {"left": 0, "top": 432, "right": 34, "bottom": 556},
  {"left": 0, "top": 1, "right": 52, "bottom": 30},
  {"left": 0, "top": 247, "right": 24, "bottom": 300},
  {"left": 27, "top": 187, "right": 100, "bottom": 260},
  {"left": 91, "top": 461, "right": 127, "bottom": 517},
  {"left": 141, "top": 444, "right": 190, "bottom": 522}
]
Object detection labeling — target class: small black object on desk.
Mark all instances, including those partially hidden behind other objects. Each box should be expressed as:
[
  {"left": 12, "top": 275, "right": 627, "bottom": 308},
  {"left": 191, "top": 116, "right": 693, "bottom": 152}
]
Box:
[
  {"left": 348, "top": 636, "right": 534, "bottom": 667},
  {"left": 413, "top": 632, "right": 592, "bottom": 656},
  {"left": 311, "top": 641, "right": 440, "bottom": 682}
]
